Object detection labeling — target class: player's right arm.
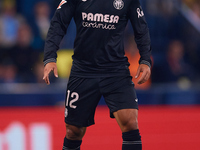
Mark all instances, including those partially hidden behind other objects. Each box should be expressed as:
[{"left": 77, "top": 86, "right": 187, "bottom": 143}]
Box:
[
  {"left": 43, "top": 0, "right": 77, "bottom": 85},
  {"left": 43, "top": 62, "right": 58, "bottom": 85}
]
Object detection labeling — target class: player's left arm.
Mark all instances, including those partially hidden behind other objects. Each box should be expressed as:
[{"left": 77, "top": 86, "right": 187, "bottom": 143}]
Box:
[{"left": 128, "top": 0, "right": 152, "bottom": 84}]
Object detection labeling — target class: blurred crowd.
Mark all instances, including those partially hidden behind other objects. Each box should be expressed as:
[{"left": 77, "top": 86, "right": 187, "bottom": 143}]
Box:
[
  {"left": 126, "top": 0, "right": 200, "bottom": 89},
  {"left": 0, "top": 0, "right": 53, "bottom": 83},
  {"left": 0, "top": 0, "right": 200, "bottom": 88},
  {"left": 146, "top": 0, "right": 200, "bottom": 85}
]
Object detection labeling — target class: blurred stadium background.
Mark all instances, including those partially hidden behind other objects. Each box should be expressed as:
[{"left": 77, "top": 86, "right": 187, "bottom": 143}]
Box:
[{"left": 0, "top": 0, "right": 200, "bottom": 149}]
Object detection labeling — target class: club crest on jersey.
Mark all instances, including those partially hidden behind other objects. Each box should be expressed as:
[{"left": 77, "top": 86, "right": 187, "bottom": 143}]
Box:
[
  {"left": 113, "top": 0, "right": 124, "bottom": 10},
  {"left": 57, "top": 0, "right": 67, "bottom": 9}
]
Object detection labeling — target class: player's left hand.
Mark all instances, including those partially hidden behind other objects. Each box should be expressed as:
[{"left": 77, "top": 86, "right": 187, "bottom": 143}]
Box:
[{"left": 135, "top": 64, "right": 151, "bottom": 84}]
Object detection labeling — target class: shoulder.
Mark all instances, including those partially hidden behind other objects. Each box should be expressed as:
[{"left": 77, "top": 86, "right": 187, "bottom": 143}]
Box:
[{"left": 57, "top": 0, "right": 78, "bottom": 9}]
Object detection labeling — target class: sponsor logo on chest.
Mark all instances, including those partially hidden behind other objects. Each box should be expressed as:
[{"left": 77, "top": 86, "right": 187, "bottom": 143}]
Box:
[
  {"left": 81, "top": 0, "right": 125, "bottom": 30},
  {"left": 82, "top": 12, "right": 119, "bottom": 23},
  {"left": 82, "top": 12, "right": 119, "bottom": 30}
]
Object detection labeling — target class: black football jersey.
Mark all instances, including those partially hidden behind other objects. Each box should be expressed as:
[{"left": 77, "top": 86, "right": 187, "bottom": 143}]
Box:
[{"left": 44, "top": 0, "right": 152, "bottom": 77}]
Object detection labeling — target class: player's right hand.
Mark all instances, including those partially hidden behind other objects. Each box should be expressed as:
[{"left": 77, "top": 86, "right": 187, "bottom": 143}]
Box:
[{"left": 43, "top": 62, "right": 58, "bottom": 85}]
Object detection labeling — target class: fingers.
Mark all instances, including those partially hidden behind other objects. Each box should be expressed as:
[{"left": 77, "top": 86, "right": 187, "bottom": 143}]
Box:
[
  {"left": 53, "top": 66, "right": 58, "bottom": 78},
  {"left": 135, "top": 64, "right": 151, "bottom": 84},
  {"left": 43, "top": 62, "right": 58, "bottom": 85},
  {"left": 44, "top": 75, "right": 50, "bottom": 85},
  {"left": 135, "top": 66, "right": 141, "bottom": 79},
  {"left": 138, "top": 70, "right": 150, "bottom": 84},
  {"left": 43, "top": 68, "right": 52, "bottom": 85}
]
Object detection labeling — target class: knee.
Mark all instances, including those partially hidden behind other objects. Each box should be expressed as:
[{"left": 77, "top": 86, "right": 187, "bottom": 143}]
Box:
[
  {"left": 66, "top": 124, "right": 86, "bottom": 140},
  {"left": 114, "top": 109, "right": 139, "bottom": 132},
  {"left": 122, "top": 118, "right": 138, "bottom": 132}
]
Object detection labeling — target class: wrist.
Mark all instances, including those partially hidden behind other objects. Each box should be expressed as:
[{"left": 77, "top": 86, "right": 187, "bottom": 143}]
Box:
[
  {"left": 43, "top": 58, "right": 57, "bottom": 66},
  {"left": 139, "top": 60, "right": 151, "bottom": 68}
]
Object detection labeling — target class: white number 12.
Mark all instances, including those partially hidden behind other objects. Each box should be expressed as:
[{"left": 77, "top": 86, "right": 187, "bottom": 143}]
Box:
[{"left": 66, "top": 90, "right": 79, "bottom": 109}]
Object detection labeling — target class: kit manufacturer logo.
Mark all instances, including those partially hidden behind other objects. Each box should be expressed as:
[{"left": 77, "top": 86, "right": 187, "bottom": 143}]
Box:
[
  {"left": 57, "top": 0, "right": 67, "bottom": 9},
  {"left": 113, "top": 0, "right": 124, "bottom": 10}
]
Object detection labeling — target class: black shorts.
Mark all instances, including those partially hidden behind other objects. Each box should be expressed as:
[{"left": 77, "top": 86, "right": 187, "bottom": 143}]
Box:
[{"left": 64, "top": 75, "right": 138, "bottom": 127}]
